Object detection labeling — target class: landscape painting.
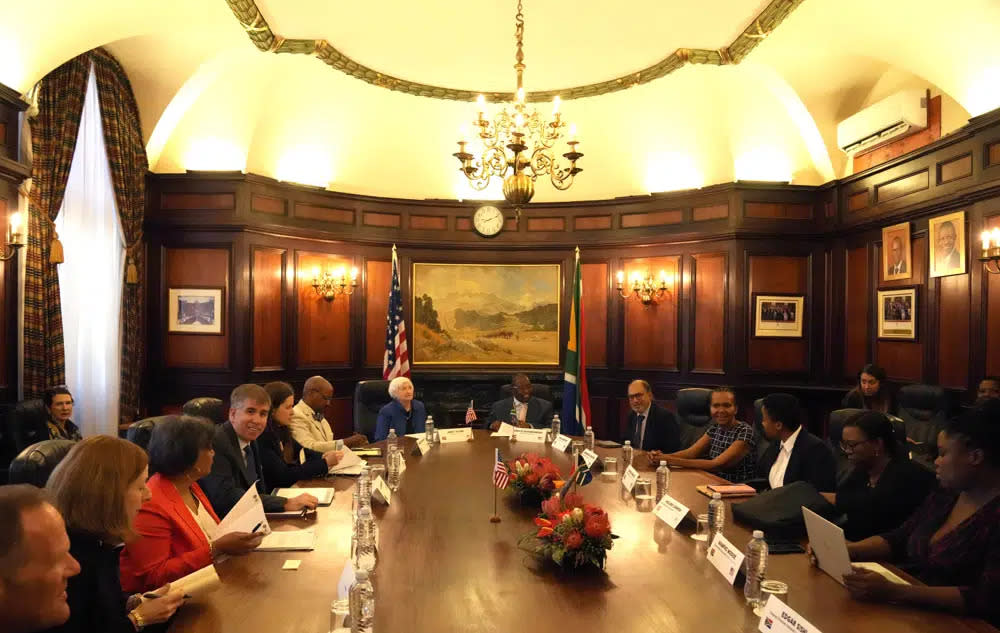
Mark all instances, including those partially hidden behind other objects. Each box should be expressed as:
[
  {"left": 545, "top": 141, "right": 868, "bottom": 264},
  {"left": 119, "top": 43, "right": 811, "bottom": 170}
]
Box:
[{"left": 412, "top": 263, "right": 560, "bottom": 365}]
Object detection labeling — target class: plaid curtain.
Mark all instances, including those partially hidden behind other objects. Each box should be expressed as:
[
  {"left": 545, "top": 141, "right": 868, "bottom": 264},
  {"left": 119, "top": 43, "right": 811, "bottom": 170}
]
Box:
[
  {"left": 23, "top": 55, "right": 89, "bottom": 398},
  {"left": 91, "top": 48, "right": 147, "bottom": 424}
]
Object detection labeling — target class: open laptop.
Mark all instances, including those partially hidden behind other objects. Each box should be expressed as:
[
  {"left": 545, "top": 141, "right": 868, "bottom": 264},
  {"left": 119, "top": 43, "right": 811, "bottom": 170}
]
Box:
[{"left": 802, "top": 507, "right": 909, "bottom": 586}]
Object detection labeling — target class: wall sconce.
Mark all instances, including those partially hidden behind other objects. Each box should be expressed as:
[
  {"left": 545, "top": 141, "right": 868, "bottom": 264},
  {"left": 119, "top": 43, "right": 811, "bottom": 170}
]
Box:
[
  {"left": 981, "top": 228, "right": 1000, "bottom": 274},
  {"left": 1, "top": 212, "right": 27, "bottom": 261},
  {"left": 311, "top": 265, "right": 358, "bottom": 301},
  {"left": 617, "top": 269, "right": 672, "bottom": 306}
]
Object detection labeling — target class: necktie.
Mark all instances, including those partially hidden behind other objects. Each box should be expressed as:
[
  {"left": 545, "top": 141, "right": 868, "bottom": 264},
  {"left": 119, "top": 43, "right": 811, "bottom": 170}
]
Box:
[
  {"left": 244, "top": 444, "right": 257, "bottom": 479},
  {"left": 313, "top": 410, "right": 324, "bottom": 422},
  {"left": 633, "top": 414, "right": 644, "bottom": 448}
]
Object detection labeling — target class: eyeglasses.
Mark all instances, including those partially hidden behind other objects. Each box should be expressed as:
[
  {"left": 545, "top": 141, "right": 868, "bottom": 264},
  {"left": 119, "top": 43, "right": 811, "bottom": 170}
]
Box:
[
  {"left": 627, "top": 393, "right": 646, "bottom": 400},
  {"left": 839, "top": 439, "right": 871, "bottom": 453}
]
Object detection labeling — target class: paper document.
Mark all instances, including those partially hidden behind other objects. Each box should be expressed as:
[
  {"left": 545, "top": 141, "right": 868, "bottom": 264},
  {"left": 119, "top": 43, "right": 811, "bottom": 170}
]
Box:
[
  {"left": 802, "top": 507, "right": 852, "bottom": 585},
  {"left": 853, "top": 562, "right": 910, "bottom": 585},
  {"left": 172, "top": 564, "right": 221, "bottom": 599},
  {"left": 490, "top": 422, "right": 514, "bottom": 437},
  {"left": 215, "top": 483, "right": 270, "bottom": 538},
  {"left": 273, "top": 488, "right": 334, "bottom": 505},
  {"left": 258, "top": 528, "right": 316, "bottom": 551},
  {"left": 329, "top": 448, "right": 365, "bottom": 475},
  {"left": 355, "top": 448, "right": 382, "bottom": 457}
]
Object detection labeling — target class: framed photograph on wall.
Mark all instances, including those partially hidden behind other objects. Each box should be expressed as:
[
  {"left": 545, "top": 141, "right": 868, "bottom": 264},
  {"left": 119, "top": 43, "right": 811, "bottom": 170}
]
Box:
[
  {"left": 167, "top": 287, "right": 225, "bottom": 335},
  {"left": 877, "top": 287, "right": 917, "bottom": 341},
  {"left": 882, "top": 221, "right": 911, "bottom": 281},
  {"left": 928, "top": 210, "right": 966, "bottom": 278},
  {"left": 752, "top": 293, "right": 805, "bottom": 338}
]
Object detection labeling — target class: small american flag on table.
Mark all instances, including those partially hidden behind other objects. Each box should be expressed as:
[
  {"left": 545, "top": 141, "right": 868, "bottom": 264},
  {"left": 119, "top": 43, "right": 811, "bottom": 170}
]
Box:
[
  {"left": 465, "top": 400, "right": 476, "bottom": 425},
  {"left": 493, "top": 449, "right": 510, "bottom": 489}
]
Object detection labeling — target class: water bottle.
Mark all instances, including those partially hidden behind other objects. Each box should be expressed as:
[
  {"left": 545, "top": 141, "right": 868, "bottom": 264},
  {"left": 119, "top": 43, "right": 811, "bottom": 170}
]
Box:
[
  {"left": 550, "top": 413, "right": 561, "bottom": 442},
  {"left": 655, "top": 461, "right": 671, "bottom": 501},
  {"left": 744, "top": 530, "right": 769, "bottom": 609},
  {"left": 353, "top": 505, "right": 376, "bottom": 573},
  {"left": 386, "top": 428, "right": 398, "bottom": 455},
  {"left": 348, "top": 568, "right": 375, "bottom": 633},
  {"left": 357, "top": 467, "right": 372, "bottom": 506},
  {"left": 424, "top": 415, "right": 435, "bottom": 443},
  {"left": 583, "top": 425, "right": 595, "bottom": 451},
  {"left": 708, "top": 492, "right": 726, "bottom": 542},
  {"left": 621, "top": 440, "right": 633, "bottom": 471},
  {"left": 387, "top": 450, "right": 402, "bottom": 492}
]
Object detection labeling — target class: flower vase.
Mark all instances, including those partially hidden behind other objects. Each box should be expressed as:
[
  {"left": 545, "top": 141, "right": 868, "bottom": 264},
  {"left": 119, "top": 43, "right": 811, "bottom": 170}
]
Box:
[{"left": 518, "top": 487, "right": 546, "bottom": 508}]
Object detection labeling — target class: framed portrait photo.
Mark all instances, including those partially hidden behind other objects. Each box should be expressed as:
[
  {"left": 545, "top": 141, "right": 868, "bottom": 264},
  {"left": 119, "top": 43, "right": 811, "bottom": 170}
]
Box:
[
  {"left": 882, "top": 221, "right": 911, "bottom": 281},
  {"left": 752, "top": 294, "right": 805, "bottom": 338},
  {"left": 877, "top": 287, "right": 917, "bottom": 341},
  {"left": 167, "top": 287, "right": 225, "bottom": 335},
  {"left": 929, "top": 210, "right": 966, "bottom": 278}
]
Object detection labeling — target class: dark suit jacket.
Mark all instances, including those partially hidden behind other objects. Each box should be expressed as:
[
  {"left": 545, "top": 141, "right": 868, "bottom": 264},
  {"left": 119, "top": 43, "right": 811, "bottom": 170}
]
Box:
[
  {"left": 44, "top": 530, "right": 133, "bottom": 633},
  {"left": 258, "top": 425, "right": 329, "bottom": 489},
  {"left": 488, "top": 396, "right": 554, "bottom": 429},
  {"left": 375, "top": 399, "right": 427, "bottom": 440},
  {"left": 836, "top": 457, "right": 937, "bottom": 541},
  {"left": 756, "top": 428, "right": 837, "bottom": 493},
  {"left": 198, "top": 422, "right": 287, "bottom": 517},
  {"left": 626, "top": 403, "right": 681, "bottom": 452}
]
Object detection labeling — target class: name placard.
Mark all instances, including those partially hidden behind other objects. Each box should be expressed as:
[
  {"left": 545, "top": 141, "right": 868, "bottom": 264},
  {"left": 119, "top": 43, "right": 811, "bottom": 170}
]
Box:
[
  {"left": 513, "top": 427, "right": 548, "bottom": 443},
  {"left": 416, "top": 437, "right": 431, "bottom": 455},
  {"left": 707, "top": 533, "right": 745, "bottom": 585},
  {"left": 581, "top": 449, "right": 599, "bottom": 469},
  {"left": 552, "top": 434, "right": 572, "bottom": 452},
  {"left": 622, "top": 465, "right": 639, "bottom": 492},
  {"left": 371, "top": 476, "right": 392, "bottom": 505},
  {"left": 653, "top": 493, "right": 690, "bottom": 529},
  {"left": 758, "top": 595, "right": 822, "bottom": 633},
  {"left": 439, "top": 427, "right": 474, "bottom": 443},
  {"left": 490, "top": 422, "right": 514, "bottom": 438}
]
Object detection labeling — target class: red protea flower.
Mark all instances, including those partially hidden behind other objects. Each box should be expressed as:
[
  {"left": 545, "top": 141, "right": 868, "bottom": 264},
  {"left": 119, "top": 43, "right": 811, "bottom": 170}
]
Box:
[
  {"left": 563, "top": 492, "right": 585, "bottom": 510},
  {"left": 541, "top": 496, "right": 563, "bottom": 517},
  {"left": 564, "top": 530, "right": 584, "bottom": 550},
  {"left": 584, "top": 513, "right": 612, "bottom": 539}
]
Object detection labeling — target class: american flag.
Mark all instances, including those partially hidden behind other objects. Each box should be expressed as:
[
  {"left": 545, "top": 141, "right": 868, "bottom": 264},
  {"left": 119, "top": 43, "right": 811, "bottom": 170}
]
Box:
[
  {"left": 383, "top": 245, "right": 411, "bottom": 380},
  {"left": 465, "top": 400, "right": 476, "bottom": 425},
  {"left": 493, "top": 448, "right": 510, "bottom": 489}
]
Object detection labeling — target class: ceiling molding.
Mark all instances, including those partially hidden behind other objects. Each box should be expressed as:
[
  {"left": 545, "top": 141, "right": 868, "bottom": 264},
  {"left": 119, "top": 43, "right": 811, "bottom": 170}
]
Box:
[{"left": 223, "top": 0, "right": 807, "bottom": 102}]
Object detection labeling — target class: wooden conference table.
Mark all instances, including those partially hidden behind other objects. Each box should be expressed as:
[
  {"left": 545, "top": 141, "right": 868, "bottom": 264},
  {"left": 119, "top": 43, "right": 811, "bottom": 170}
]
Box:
[{"left": 169, "top": 431, "right": 997, "bottom": 633}]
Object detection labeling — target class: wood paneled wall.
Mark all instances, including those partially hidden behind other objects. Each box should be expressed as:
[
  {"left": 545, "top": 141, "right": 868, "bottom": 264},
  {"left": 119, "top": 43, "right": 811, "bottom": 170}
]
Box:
[{"left": 163, "top": 248, "right": 230, "bottom": 368}]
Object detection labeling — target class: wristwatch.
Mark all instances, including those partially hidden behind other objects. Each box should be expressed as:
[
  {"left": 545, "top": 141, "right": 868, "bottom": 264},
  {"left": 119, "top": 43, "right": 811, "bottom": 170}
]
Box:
[{"left": 128, "top": 610, "right": 146, "bottom": 631}]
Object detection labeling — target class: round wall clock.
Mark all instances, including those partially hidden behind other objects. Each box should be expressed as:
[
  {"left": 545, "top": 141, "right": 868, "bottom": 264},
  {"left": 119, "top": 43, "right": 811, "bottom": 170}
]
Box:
[{"left": 472, "top": 205, "right": 504, "bottom": 237}]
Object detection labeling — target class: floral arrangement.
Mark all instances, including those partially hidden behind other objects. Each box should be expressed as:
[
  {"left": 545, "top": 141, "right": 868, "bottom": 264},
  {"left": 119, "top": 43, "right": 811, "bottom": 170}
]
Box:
[
  {"left": 524, "top": 492, "right": 617, "bottom": 569},
  {"left": 506, "top": 453, "right": 563, "bottom": 506}
]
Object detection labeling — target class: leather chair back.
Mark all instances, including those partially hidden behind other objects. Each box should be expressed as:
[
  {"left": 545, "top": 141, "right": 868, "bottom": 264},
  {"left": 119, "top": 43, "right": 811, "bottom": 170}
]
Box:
[
  {"left": 354, "top": 380, "right": 392, "bottom": 441},
  {"left": 182, "top": 397, "right": 226, "bottom": 425},
  {"left": 827, "top": 408, "right": 864, "bottom": 483},
  {"left": 11, "top": 399, "right": 49, "bottom": 452},
  {"left": 499, "top": 383, "right": 554, "bottom": 405},
  {"left": 676, "top": 388, "right": 712, "bottom": 448},
  {"left": 126, "top": 416, "right": 173, "bottom": 451},
  {"left": 753, "top": 397, "right": 770, "bottom": 461},
  {"left": 897, "top": 384, "right": 948, "bottom": 470},
  {"left": 8, "top": 439, "right": 77, "bottom": 487}
]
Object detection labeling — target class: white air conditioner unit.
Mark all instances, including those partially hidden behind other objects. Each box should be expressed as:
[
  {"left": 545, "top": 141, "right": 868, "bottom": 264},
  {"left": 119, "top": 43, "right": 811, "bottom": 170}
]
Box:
[{"left": 837, "top": 89, "right": 928, "bottom": 155}]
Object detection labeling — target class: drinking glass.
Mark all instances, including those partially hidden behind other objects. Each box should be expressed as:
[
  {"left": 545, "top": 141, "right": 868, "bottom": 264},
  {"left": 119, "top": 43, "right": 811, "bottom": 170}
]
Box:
[
  {"left": 571, "top": 440, "right": 584, "bottom": 464},
  {"left": 691, "top": 513, "right": 710, "bottom": 541},
  {"left": 601, "top": 457, "right": 618, "bottom": 481},
  {"left": 369, "top": 464, "right": 386, "bottom": 483},
  {"left": 329, "top": 598, "right": 350, "bottom": 632},
  {"left": 634, "top": 478, "right": 654, "bottom": 512},
  {"left": 756, "top": 580, "right": 790, "bottom": 616}
]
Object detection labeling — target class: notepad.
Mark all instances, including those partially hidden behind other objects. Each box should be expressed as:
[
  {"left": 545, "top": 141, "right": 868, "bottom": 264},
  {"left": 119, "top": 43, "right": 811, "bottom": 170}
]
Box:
[
  {"left": 708, "top": 483, "right": 757, "bottom": 496},
  {"left": 329, "top": 448, "right": 366, "bottom": 475},
  {"left": 172, "top": 564, "right": 222, "bottom": 598},
  {"left": 853, "top": 562, "right": 910, "bottom": 585},
  {"left": 272, "top": 488, "right": 334, "bottom": 505},
  {"left": 257, "top": 529, "right": 316, "bottom": 551},
  {"left": 354, "top": 448, "right": 382, "bottom": 457}
]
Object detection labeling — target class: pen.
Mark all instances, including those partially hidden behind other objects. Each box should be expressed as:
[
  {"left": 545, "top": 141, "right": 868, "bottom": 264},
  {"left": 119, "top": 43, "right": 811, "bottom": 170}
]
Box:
[{"left": 251, "top": 521, "right": 263, "bottom": 533}]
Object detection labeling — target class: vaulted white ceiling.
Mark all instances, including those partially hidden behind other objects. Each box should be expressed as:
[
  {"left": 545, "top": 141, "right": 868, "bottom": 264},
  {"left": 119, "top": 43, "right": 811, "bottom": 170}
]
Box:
[{"left": 1, "top": 0, "right": 998, "bottom": 202}]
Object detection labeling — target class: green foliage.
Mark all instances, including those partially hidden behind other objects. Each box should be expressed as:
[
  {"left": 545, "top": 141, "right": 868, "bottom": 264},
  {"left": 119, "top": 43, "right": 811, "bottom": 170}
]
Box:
[
  {"left": 514, "top": 303, "right": 558, "bottom": 330},
  {"left": 414, "top": 294, "right": 443, "bottom": 332}
]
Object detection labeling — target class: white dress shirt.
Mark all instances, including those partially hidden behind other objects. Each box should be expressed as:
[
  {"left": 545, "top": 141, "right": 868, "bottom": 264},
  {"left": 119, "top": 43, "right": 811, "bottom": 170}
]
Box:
[
  {"left": 768, "top": 425, "right": 802, "bottom": 490},
  {"left": 514, "top": 399, "right": 528, "bottom": 423}
]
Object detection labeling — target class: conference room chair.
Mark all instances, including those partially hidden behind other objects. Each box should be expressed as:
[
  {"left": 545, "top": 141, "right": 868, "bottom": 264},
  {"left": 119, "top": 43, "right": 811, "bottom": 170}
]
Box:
[
  {"left": 896, "top": 384, "right": 948, "bottom": 471},
  {"left": 354, "top": 380, "right": 391, "bottom": 441},
  {"left": 675, "top": 388, "right": 712, "bottom": 448},
  {"left": 182, "top": 397, "right": 226, "bottom": 424},
  {"left": 10, "top": 398, "right": 50, "bottom": 452},
  {"left": 752, "top": 397, "right": 770, "bottom": 460},
  {"left": 126, "top": 416, "right": 173, "bottom": 451},
  {"left": 0, "top": 405, "right": 16, "bottom": 484},
  {"left": 8, "top": 439, "right": 76, "bottom": 487}
]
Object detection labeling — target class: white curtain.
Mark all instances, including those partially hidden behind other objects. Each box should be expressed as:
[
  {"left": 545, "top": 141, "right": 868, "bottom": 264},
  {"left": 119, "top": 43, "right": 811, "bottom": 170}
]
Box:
[{"left": 55, "top": 65, "right": 124, "bottom": 437}]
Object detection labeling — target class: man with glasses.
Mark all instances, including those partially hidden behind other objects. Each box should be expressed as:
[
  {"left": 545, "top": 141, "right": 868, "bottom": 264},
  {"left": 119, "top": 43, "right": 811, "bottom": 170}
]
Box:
[
  {"left": 620, "top": 380, "right": 679, "bottom": 462},
  {"left": 290, "top": 376, "right": 367, "bottom": 451}
]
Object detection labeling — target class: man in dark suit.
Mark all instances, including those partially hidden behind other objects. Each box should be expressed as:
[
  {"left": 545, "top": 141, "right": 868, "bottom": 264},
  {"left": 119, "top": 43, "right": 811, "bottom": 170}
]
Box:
[
  {"left": 488, "top": 374, "right": 554, "bottom": 430},
  {"left": 199, "top": 384, "right": 318, "bottom": 518},
  {"left": 620, "top": 380, "right": 679, "bottom": 465},
  {"left": 757, "top": 392, "right": 836, "bottom": 492}
]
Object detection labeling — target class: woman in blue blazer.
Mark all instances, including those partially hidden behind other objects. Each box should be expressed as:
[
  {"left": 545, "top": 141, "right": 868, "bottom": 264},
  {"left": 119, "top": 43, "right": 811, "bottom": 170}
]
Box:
[{"left": 375, "top": 377, "right": 427, "bottom": 440}]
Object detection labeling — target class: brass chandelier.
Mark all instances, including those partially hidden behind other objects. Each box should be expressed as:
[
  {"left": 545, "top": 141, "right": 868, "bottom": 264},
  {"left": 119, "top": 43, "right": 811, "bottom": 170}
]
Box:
[{"left": 452, "top": 0, "right": 583, "bottom": 215}]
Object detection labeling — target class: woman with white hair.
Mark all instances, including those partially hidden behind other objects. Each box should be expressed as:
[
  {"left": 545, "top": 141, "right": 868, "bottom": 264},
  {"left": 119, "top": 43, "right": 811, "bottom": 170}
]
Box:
[{"left": 375, "top": 377, "right": 427, "bottom": 440}]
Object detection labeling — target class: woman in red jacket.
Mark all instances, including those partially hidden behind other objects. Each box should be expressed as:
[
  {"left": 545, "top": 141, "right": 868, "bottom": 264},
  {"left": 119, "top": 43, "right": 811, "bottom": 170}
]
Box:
[{"left": 120, "top": 416, "right": 262, "bottom": 592}]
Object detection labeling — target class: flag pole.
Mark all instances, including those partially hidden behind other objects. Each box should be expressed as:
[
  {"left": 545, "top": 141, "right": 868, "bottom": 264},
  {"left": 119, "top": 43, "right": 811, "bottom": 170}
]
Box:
[
  {"left": 490, "top": 447, "right": 502, "bottom": 523},
  {"left": 490, "top": 486, "right": 500, "bottom": 523}
]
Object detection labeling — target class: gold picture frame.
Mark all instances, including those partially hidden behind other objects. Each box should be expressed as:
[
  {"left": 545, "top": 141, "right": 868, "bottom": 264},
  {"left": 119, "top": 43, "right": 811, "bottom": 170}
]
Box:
[
  {"left": 928, "top": 210, "right": 966, "bottom": 278},
  {"left": 882, "top": 221, "right": 911, "bottom": 281},
  {"left": 877, "top": 287, "right": 917, "bottom": 341}
]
